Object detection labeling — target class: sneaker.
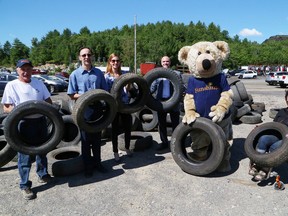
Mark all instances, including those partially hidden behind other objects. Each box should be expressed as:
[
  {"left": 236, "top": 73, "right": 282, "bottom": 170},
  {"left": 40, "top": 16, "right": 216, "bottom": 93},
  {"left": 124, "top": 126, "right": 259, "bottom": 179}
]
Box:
[
  {"left": 22, "top": 188, "right": 36, "bottom": 200},
  {"left": 114, "top": 152, "right": 120, "bottom": 162},
  {"left": 38, "top": 174, "right": 53, "bottom": 184},
  {"left": 248, "top": 165, "right": 258, "bottom": 176},
  {"left": 125, "top": 149, "right": 133, "bottom": 157},
  {"left": 254, "top": 170, "right": 267, "bottom": 181}
]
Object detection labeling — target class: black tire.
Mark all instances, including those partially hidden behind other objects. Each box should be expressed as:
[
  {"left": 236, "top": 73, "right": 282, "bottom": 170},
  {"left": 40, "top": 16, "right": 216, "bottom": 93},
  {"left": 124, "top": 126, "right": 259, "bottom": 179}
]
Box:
[
  {"left": 111, "top": 73, "right": 149, "bottom": 114},
  {"left": 47, "top": 146, "right": 84, "bottom": 177},
  {"left": 233, "top": 100, "right": 244, "bottom": 108},
  {"left": 229, "top": 103, "right": 238, "bottom": 122},
  {"left": 118, "top": 131, "right": 153, "bottom": 151},
  {"left": 144, "top": 68, "right": 184, "bottom": 112},
  {"left": 170, "top": 118, "right": 226, "bottom": 176},
  {"left": 0, "top": 113, "right": 8, "bottom": 126},
  {"left": 181, "top": 73, "right": 193, "bottom": 90},
  {"left": 244, "top": 122, "right": 288, "bottom": 167},
  {"left": 228, "top": 79, "right": 240, "bottom": 86},
  {"left": 136, "top": 106, "right": 158, "bottom": 131},
  {"left": 72, "top": 89, "right": 117, "bottom": 133},
  {"left": 269, "top": 108, "right": 281, "bottom": 119},
  {"left": 236, "top": 104, "right": 251, "bottom": 118},
  {"left": 56, "top": 115, "right": 81, "bottom": 148},
  {"left": 239, "top": 111, "right": 262, "bottom": 124},
  {"left": 251, "top": 102, "right": 266, "bottom": 114},
  {"left": 0, "top": 133, "right": 17, "bottom": 168},
  {"left": 52, "top": 99, "right": 71, "bottom": 115},
  {"left": 231, "top": 85, "right": 242, "bottom": 103},
  {"left": 4, "top": 100, "right": 64, "bottom": 155},
  {"left": 235, "top": 82, "right": 249, "bottom": 101}
]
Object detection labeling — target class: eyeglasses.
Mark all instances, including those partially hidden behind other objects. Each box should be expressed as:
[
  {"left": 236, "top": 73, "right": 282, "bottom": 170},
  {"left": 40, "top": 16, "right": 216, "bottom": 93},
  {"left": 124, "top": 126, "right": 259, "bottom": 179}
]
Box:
[
  {"left": 81, "top": 54, "right": 92, "bottom": 57},
  {"left": 111, "top": 59, "right": 120, "bottom": 63}
]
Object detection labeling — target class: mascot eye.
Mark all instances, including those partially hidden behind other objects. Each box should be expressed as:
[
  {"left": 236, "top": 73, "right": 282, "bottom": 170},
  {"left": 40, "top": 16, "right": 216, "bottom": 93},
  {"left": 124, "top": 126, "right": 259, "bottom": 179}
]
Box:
[
  {"left": 206, "top": 50, "right": 210, "bottom": 54},
  {"left": 198, "top": 51, "right": 201, "bottom": 55}
]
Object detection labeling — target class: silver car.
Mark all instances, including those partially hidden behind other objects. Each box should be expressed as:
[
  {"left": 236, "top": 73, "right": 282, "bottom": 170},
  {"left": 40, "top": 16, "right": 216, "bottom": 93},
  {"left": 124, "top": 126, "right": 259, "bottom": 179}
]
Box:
[{"left": 32, "top": 74, "right": 68, "bottom": 93}]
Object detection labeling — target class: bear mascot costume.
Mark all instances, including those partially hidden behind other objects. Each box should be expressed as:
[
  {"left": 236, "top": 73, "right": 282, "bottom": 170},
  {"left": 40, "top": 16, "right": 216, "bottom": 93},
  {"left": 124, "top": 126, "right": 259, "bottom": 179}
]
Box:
[{"left": 178, "top": 41, "right": 233, "bottom": 172}]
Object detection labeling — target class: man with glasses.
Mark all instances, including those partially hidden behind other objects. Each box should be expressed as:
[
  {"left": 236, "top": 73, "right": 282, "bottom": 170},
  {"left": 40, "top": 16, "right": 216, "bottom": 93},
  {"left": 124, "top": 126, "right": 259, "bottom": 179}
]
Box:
[{"left": 67, "top": 47, "right": 108, "bottom": 178}]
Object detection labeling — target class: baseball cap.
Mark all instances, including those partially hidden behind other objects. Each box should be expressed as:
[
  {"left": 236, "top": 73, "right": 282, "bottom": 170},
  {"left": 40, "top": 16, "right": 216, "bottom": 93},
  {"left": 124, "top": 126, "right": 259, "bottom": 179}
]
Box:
[{"left": 16, "top": 59, "right": 33, "bottom": 68}]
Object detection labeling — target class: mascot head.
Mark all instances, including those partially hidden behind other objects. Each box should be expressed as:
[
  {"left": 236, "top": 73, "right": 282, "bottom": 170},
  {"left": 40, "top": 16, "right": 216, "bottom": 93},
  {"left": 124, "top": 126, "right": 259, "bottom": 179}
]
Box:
[{"left": 178, "top": 41, "right": 230, "bottom": 78}]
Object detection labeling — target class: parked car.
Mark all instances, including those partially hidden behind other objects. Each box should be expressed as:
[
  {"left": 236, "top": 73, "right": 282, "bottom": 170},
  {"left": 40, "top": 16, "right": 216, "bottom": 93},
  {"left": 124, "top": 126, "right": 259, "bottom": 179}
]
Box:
[
  {"left": 54, "top": 74, "right": 69, "bottom": 83},
  {"left": 275, "top": 72, "right": 288, "bottom": 88},
  {"left": 0, "top": 73, "right": 18, "bottom": 96},
  {"left": 227, "top": 69, "right": 246, "bottom": 76},
  {"left": 265, "top": 72, "right": 278, "bottom": 85},
  {"left": 55, "top": 71, "right": 70, "bottom": 78},
  {"left": 236, "top": 70, "right": 257, "bottom": 79},
  {"left": 32, "top": 74, "right": 68, "bottom": 93}
]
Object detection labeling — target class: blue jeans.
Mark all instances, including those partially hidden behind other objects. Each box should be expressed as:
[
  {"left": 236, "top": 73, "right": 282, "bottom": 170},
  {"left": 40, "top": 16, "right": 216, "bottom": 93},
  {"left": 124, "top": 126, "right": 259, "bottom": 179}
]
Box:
[
  {"left": 18, "top": 153, "right": 48, "bottom": 190},
  {"left": 256, "top": 135, "right": 282, "bottom": 154},
  {"left": 17, "top": 117, "right": 49, "bottom": 190}
]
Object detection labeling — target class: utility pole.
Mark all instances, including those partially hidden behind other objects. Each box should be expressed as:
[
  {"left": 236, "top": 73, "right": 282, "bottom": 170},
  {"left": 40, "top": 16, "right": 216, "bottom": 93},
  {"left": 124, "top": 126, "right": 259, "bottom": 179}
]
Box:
[{"left": 134, "top": 15, "right": 137, "bottom": 73}]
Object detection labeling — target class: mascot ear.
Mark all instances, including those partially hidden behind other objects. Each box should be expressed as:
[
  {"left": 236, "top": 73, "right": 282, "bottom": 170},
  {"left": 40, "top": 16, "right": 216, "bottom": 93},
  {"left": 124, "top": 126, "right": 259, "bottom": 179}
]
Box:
[
  {"left": 178, "top": 46, "right": 191, "bottom": 64},
  {"left": 213, "top": 41, "right": 230, "bottom": 60}
]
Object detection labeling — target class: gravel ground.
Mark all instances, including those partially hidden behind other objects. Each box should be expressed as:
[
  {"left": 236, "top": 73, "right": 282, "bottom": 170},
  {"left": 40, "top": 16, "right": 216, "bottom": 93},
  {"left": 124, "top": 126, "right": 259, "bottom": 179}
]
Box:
[{"left": 1, "top": 76, "right": 288, "bottom": 216}]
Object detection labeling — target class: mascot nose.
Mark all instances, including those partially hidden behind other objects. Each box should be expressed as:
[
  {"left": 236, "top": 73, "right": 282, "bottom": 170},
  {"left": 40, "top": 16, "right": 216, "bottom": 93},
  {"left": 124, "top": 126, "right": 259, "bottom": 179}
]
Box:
[{"left": 202, "top": 59, "right": 211, "bottom": 70}]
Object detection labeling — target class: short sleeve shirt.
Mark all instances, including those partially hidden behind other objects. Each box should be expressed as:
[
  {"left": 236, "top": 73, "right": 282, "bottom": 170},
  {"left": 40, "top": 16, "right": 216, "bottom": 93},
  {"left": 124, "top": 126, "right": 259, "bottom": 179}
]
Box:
[
  {"left": 186, "top": 73, "right": 230, "bottom": 119},
  {"left": 1, "top": 78, "right": 51, "bottom": 106},
  {"left": 67, "top": 66, "right": 108, "bottom": 95}
]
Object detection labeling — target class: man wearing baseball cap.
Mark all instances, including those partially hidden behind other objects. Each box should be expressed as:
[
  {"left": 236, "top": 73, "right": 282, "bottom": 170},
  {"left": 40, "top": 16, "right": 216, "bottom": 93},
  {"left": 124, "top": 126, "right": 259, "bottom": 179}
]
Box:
[
  {"left": 16, "top": 59, "right": 33, "bottom": 68},
  {"left": 1, "top": 59, "right": 53, "bottom": 200}
]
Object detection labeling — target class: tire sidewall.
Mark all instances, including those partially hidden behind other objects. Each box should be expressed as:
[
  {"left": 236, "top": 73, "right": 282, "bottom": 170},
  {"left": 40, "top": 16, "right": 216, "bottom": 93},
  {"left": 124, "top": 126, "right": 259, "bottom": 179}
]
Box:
[
  {"left": 72, "top": 89, "right": 117, "bottom": 133},
  {"left": 144, "top": 68, "right": 183, "bottom": 112},
  {"left": 244, "top": 122, "right": 288, "bottom": 167},
  {"left": 170, "top": 118, "right": 226, "bottom": 176},
  {"left": 4, "top": 100, "right": 64, "bottom": 155},
  {"left": 111, "top": 73, "right": 149, "bottom": 114}
]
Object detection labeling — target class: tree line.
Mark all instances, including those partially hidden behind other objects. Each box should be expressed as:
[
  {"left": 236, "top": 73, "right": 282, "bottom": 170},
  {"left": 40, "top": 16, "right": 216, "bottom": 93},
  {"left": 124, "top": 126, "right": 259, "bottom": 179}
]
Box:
[{"left": 1, "top": 20, "right": 288, "bottom": 73}]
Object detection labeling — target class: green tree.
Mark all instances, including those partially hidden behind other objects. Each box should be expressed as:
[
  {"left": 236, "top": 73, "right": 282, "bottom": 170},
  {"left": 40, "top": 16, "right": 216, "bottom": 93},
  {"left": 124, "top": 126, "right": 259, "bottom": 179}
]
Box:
[{"left": 9, "top": 39, "right": 30, "bottom": 66}]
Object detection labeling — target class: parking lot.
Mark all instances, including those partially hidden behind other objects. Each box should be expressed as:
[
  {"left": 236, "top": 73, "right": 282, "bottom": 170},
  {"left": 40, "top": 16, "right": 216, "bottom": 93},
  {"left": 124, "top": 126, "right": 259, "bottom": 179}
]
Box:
[{"left": 1, "top": 76, "right": 288, "bottom": 216}]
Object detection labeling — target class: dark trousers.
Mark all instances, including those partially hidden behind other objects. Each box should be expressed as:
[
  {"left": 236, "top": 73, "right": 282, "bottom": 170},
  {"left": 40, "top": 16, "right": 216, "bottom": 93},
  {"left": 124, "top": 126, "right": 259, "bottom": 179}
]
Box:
[
  {"left": 80, "top": 131, "right": 102, "bottom": 171},
  {"left": 111, "top": 113, "right": 132, "bottom": 153},
  {"left": 157, "top": 110, "right": 180, "bottom": 145}
]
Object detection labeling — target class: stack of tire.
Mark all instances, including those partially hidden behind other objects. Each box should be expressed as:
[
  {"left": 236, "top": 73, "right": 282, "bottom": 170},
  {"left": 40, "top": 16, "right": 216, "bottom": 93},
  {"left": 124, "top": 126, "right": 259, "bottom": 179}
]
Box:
[
  {"left": 229, "top": 80, "right": 265, "bottom": 124},
  {"left": 133, "top": 69, "right": 186, "bottom": 134},
  {"left": 0, "top": 100, "right": 84, "bottom": 177}
]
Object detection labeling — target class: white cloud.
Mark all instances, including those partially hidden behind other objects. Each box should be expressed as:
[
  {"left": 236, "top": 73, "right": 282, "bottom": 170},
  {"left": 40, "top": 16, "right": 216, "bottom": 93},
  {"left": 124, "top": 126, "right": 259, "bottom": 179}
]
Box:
[{"left": 239, "top": 28, "right": 262, "bottom": 36}]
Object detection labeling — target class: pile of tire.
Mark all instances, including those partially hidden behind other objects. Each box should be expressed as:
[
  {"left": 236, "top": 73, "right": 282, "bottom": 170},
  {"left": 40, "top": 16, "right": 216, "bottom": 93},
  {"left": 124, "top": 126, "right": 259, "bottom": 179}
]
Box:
[
  {"left": 229, "top": 80, "right": 265, "bottom": 124},
  {"left": 0, "top": 100, "right": 85, "bottom": 177},
  {"left": 131, "top": 68, "right": 185, "bottom": 133}
]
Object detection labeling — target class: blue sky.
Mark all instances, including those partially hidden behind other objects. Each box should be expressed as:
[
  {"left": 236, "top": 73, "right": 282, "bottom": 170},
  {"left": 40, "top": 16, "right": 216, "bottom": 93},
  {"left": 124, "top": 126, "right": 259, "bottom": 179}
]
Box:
[{"left": 1, "top": 0, "right": 287, "bottom": 47}]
